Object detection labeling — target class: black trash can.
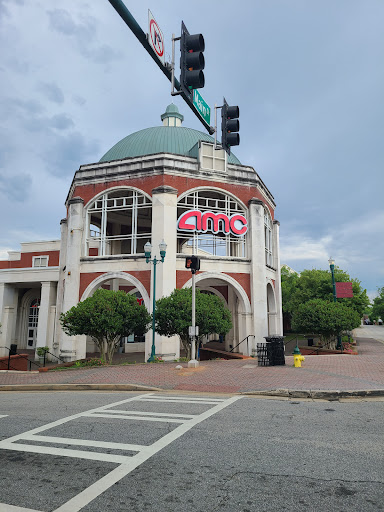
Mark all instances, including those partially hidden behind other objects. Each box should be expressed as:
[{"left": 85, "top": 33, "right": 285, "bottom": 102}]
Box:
[
  {"left": 256, "top": 343, "right": 270, "bottom": 366},
  {"left": 307, "top": 338, "right": 314, "bottom": 347},
  {"left": 264, "top": 336, "right": 285, "bottom": 366},
  {"left": 10, "top": 344, "right": 17, "bottom": 355}
]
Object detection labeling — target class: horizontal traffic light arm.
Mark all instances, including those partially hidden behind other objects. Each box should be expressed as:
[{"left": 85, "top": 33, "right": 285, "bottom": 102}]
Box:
[{"left": 108, "top": 0, "right": 214, "bottom": 134}]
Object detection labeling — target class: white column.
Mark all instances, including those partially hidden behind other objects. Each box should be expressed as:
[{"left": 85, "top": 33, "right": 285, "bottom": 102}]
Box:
[
  {"left": 60, "top": 197, "right": 84, "bottom": 361},
  {"left": 273, "top": 220, "right": 283, "bottom": 335},
  {"left": 149, "top": 186, "right": 179, "bottom": 360},
  {"left": 0, "top": 283, "right": 17, "bottom": 357},
  {"left": 35, "top": 281, "right": 57, "bottom": 358},
  {"left": 248, "top": 198, "right": 268, "bottom": 345},
  {"left": 54, "top": 218, "right": 68, "bottom": 354}
]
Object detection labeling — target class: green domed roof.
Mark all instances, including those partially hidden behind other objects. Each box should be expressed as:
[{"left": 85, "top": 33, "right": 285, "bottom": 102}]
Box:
[{"left": 99, "top": 105, "right": 241, "bottom": 165}]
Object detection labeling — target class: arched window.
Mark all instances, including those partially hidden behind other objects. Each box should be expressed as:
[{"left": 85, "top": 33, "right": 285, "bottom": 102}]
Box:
[
  {"left": 177, "top": 189, "right": 247, "bottom": 258},
  {"left": 264, "top": 209, "right": 273, "bottom": 267},
  {"left": 86, "top": 189, "right": 152, "bottom": 256}
]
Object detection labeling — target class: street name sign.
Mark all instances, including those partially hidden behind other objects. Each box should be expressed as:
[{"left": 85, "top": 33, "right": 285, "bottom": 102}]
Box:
[{"left": 193, "top": 89, "right": 211, "bottom": 125}]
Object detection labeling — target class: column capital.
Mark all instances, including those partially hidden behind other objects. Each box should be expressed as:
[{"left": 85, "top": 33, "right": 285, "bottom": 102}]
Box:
[
  {"left": 248, "top": 198, "right": 264, "bottom": 207},
  {"left": 273, "top": 220, "right": 280, "bottom": 226},
  {"left": 68, "top": 197, "right": 84, "bottom": 205},
  {"left": 152, "top": 186, "right": 178, "bottom": 195}
]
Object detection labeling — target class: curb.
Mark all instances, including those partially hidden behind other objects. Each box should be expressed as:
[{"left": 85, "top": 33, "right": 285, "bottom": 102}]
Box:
[
  {"left": 242, "top": 389, "right": 384, "bottom": 399},
  {"left": 0, "top": 383, "right": 162, "bottom": 392}
]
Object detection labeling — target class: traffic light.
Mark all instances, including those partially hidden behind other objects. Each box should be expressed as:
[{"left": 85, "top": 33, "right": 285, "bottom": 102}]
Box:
[
  {"left": 180, "top": 21, "right": 205, "bottom": 98},
  {"left": 185, "top": 255, "right": 200, "bottom": 274},
  {"left": 221, "top": 97, "right": 240, "bottom": 154}
]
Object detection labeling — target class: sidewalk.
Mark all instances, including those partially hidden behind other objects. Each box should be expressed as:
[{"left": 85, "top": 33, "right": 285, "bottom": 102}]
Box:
[{"left": 1, "top": 336, "right": 384, "bottom": 397}]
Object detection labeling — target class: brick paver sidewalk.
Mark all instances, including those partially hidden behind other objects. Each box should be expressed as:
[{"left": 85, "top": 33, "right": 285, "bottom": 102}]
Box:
[{"left": 1, "top": 337, "right": 384, "bottom": 394}]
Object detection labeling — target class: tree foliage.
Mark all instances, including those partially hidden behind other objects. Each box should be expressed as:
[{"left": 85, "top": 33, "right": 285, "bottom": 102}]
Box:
[
  {"left": 155, "top": 288, "right": 233, "bottom": 359},
  {"left": 60, "top": 289, "right": 151, "bottom": 364},
  {"left": 281, "top": 267, "right": 369, "bottom": 322},
  {"left": 292, "top": 299, "right": 361, "bottom": 344},
  {"left": 370, "top": 287, "right": 384, "bottom": 322}
]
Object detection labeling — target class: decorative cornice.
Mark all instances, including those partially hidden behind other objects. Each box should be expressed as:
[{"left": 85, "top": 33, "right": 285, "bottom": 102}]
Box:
[{"left": 273, "top": 220, "right": 280, "bottom": 226}]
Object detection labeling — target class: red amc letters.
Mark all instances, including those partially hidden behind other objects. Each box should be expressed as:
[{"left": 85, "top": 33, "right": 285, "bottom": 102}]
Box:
[{"left": 177, "top": 210, "right": 247, "bottom": 236}]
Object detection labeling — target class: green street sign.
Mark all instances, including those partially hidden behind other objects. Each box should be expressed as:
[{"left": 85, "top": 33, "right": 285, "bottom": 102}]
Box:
[{"left": 193, "top": 89, "right": 211, "bottom": 125}]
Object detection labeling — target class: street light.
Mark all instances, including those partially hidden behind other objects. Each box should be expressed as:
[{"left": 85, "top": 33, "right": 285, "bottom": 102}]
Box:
[
  {"left": 145, "top": 240, "right": 167, "bottom": 362},
  {"left": 328, "top": 257, "right": 342, "bottom": 350}
]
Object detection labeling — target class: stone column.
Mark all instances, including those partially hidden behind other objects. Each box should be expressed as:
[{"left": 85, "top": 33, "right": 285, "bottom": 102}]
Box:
[
  {"left": 60, "top": 197, "right": 84, "bottom": 361},
  {"left": 273, "top": 220, "right": 283, "bottom": 335},
  {"left": 149, "top": 186, "right": 179, "bottom": 360},
  {"left": 35, "top": 281, "right": 57, "bottom": 358},
  {"left": 53, "top": 218, "right": 68, "bottom": 354},
  {"left": 248, "top": 198, "right": 268, "bottom": 345}
]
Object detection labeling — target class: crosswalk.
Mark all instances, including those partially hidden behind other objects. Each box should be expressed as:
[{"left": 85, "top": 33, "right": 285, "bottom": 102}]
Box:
[{"left": 0, "top": 393, "right": 241, "bottom": 512}]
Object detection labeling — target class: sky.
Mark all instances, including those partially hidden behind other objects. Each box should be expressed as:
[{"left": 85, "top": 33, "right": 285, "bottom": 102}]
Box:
[{"left": 0, "top": 0, "right": 383, "bottom": 300}]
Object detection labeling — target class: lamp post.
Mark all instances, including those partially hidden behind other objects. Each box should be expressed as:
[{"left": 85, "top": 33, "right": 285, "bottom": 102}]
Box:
[
  {"left": 145, "top": 240, "right": 167, "bottom": 362},
  {"left": 328, "top": 257, "right": 342, "bottom": 351}
]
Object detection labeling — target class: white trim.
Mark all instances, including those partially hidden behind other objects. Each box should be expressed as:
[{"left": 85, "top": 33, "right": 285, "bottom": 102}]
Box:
[
  {"left": 32, "top": 255, "right": 49, "bottom": 268},
  {"left": 80, "top": 271, "right": 150, "bottom": 309},
  {"left": 182, "top": 271, "right": 251, "bottom": 314},
  {"left": 83, "top": 185, "right": 152, "bottom": 210}
]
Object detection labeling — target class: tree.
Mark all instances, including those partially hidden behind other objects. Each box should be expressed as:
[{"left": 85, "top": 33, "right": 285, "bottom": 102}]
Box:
[
  {"left": 155, "top": 288, "right": 233, "bottom": 359},
  {"left": 292, "top": 299, "right": 361, "bottom": 348},
  {"left": 370, "top": 287, "right": 384, "bottom": 322},
  {"left": 60, "top": 289, "right": 151, "bottom": 364},
  {"left": 281, "top": 267, "right": 369, "bottom": 329}
]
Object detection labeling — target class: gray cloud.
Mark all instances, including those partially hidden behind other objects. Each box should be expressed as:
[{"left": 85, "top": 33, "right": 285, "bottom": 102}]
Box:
[
  {"left": 0, "top": 172, "right": 32, "bottom": 202},
  {"left": 47, "top": 8, "right": 121, "bottom": 65},
  {"left": 42, "top": 131, "right": 99, "bottom": 177},
  {"left": 37, "top": 82, "right": 65, "bottom": 104}
]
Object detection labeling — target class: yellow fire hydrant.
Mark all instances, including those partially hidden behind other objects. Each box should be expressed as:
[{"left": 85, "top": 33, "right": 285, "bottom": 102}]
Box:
[{"left": 293, "top": 345, "right": 305, "bottom": 368}]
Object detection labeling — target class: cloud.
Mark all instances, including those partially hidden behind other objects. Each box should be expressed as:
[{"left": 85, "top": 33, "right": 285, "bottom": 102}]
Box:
[
  {"left": 0, "top": 172, "right": 32, "bottom": 201},
  {"left": 37, "top": 82, "right": 65, "bottom": 104},
  {"left": 42, "top": 131, "right": 99, "bottom": 177},
  {"left": 47, "top": 8, "right": 121, "bottom": 65},
  {"left": 0, "top": 0, "right": 24, "bottom": 21}
]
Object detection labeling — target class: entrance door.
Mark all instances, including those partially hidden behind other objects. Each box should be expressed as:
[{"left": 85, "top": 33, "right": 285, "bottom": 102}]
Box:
[{"left": 27, "top": 299, "right": 40, "bottom": 348}]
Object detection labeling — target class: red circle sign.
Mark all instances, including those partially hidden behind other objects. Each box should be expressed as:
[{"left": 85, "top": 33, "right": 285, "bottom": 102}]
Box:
[{"left": 149, "top": 19, "right": 164, "bottom": 58}]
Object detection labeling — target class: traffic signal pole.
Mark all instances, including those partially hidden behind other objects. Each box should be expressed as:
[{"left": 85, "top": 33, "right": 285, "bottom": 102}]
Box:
[{"left": 108, "top": 0, "right": 214, "bottom": 134}]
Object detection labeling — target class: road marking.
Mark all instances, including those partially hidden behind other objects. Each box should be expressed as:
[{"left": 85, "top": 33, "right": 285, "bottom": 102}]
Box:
[
  {"left": 0, "top": 393, "right": 242, "bottom": 512},
  {"left": 0, "top": 505, "right": 42, "bottom": 512},
  {"left": 87, "top": 412, "right": 187, "bottom": 423},
  {"left": 0, "top": 415, "right": 8, "bottom": 419},
  {"left": 101, "top": 409, "right": 195, "bottom": 418},
  {"left": 52, "top": 395, "right": 242, "bottom": 512}
]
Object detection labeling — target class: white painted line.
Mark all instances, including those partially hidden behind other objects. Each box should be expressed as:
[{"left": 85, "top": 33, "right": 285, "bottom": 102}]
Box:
[
  {"left": 87, "top": 413, "right": 186, "bottom": 423},
  {"left": 102, "top": 409, "right": 195, "bottom": 419},
  {"left": 0, "top": 394, "right": 152, "bottom": 445},
  {"left": 137, "top": 398, "right": 222, "bottom": 404},
  {"left": 146, "top": 395, "right": 226, "bottom": 402},
  {"left": 25, "top": 435, "right": 145, "bottom": 452},
  {"left": 0, "top": 504, "right": 42, "bottom": 512},
  {"left": 0, "top": 441, "right": 132, "bottom": 465},
  {"left": 0, "top": 415, "right": 8, "bottom": 418},
  {"left": 52, "top": 395, "right": 242, "bottom": 512}
]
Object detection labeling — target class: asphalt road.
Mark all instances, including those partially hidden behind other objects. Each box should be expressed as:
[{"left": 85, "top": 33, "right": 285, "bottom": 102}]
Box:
[
  {"left": 354, "top": 325, "right": 384, "bottom": 342},
  {"left": 0, "top": 392, "right": 383, "bottom": 512}
]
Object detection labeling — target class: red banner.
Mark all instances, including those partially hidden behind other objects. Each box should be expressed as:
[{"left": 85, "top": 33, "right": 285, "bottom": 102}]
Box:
[{"left": 336, "top": 282, "right": 353, "bottom": 298}]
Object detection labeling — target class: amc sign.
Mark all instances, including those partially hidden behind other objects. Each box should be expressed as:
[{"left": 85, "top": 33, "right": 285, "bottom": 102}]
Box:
[{"left": 177, "top": 209, "right": 247, "bottom": 237}]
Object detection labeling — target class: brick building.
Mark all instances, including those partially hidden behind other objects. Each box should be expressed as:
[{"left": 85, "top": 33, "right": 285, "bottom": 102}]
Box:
[{"left": 0, "top": 105, "right": 283, "bottom": 361}]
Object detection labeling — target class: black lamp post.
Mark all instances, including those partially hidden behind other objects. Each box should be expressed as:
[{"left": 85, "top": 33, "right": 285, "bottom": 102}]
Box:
[
  {"left": 329, "top": 257, "right": 342, "bottom": 351},
  {"left": 144, "top": 240, "right": 167, "bottom": 362}
]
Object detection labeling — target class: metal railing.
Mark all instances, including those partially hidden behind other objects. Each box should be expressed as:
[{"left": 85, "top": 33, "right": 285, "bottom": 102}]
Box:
[
  {"left": 229, "top": 335, "right": 255, "bottom": 355},
  {"left": 0, "top": 346, "right": 66, "bottom": 371}
]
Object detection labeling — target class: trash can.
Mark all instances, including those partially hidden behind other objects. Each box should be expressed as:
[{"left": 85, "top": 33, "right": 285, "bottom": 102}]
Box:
[
  {"left": 10, "top": 344, "right": 17, "bottom": 355},
  {"left": 307, "top": 338, "right": 313, "bottom": 347},
  {"left": 256, "top": 343, "right": 270, "bottom": 366},
  {"left": 264, "top": 336, "right": 285, "bottom": 366}
]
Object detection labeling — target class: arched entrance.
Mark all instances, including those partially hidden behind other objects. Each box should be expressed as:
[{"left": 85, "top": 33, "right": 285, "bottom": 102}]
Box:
[
  {"left": 80, "top": 272, "right": 150, "bottom": 361},
  {"left": 182, "top": 272, "right": 252, "bottom": 355}
]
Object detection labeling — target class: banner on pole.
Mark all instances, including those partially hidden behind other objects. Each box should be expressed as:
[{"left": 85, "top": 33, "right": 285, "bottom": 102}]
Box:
[{"left": 336, "top": 282, "right": 353, "bottom": 298}]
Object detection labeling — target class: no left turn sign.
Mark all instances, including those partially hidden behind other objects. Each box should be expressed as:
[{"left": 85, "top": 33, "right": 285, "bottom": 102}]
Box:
[{"left": 148, "top": 10, "right": 165, "bottom": 65}]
